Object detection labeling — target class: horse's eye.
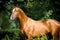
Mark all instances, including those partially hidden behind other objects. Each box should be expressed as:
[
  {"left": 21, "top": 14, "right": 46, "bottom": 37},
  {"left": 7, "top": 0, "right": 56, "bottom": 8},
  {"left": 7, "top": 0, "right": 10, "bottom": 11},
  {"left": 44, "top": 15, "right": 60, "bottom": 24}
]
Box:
[
  {"left": 15, "top": 11, "right": 19, "bottom": 14},
  {"left": 15, "top": 10, "right": 18, "bottom": 12}
]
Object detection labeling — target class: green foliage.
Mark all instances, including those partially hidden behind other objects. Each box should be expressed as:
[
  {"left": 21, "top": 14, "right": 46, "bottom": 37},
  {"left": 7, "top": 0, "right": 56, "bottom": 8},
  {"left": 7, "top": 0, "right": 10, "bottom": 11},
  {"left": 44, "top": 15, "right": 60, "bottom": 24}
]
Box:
[
  {"left": 0, "top": 28, "right": 20, "bottom": 40},
  {"left": 41, "top": 10, "right": 53, "bottom": 20},
  {"left": 25, "top": 0, "right": 53, "bottom": 20},
  {"left": 0, "top": 0, "right": 60, "bottom": 40},
  {"left": 33, "top": 34, "right": 48, "bottom": 40}
]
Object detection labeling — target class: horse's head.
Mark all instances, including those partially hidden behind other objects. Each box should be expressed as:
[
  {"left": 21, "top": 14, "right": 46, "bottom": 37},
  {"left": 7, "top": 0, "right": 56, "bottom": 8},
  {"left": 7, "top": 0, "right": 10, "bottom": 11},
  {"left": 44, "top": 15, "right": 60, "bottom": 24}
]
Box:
[{"left": 10, "top": 6, "right": 20, "bottom": 20}]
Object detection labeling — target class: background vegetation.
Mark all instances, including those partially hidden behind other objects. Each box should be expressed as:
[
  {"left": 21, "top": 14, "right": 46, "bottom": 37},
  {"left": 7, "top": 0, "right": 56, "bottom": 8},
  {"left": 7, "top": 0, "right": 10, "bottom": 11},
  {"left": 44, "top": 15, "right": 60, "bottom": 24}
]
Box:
[{"left": 0, "top": 0, "right": 60, "bottom": 40}]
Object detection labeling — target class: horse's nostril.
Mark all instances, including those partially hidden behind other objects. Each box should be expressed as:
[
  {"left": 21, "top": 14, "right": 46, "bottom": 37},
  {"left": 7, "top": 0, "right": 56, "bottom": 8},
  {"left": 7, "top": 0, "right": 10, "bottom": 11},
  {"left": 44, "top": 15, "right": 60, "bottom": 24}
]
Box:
[
  {"left": 10, "top": 16, "right": 14, "bottom": 20},
  {"left": 10, "top": 15, "right": 16, "bottom": 20}
]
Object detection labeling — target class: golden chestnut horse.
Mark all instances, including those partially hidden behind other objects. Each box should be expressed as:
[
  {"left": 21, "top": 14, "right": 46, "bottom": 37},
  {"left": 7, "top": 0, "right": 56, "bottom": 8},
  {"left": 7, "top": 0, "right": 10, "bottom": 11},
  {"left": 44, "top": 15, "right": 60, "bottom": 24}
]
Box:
[{"left": 10, "top": 6, "right": 60, "bottom": 40}]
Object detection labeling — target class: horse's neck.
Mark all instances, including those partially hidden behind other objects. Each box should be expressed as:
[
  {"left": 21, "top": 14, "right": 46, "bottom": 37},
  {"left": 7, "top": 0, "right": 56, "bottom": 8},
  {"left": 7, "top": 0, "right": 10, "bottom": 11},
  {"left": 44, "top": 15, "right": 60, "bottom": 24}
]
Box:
[{"left": 18, "top": 10, "right": 29, "bottom": 25}]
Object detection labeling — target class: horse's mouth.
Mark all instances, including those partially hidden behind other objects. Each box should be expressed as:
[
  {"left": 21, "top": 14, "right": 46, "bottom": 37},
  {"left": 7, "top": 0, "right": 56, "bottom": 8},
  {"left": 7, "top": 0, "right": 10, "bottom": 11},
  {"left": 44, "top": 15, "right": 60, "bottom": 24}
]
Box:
[{"left": 10, "top": 16, "right": 15, "bottom": 20}]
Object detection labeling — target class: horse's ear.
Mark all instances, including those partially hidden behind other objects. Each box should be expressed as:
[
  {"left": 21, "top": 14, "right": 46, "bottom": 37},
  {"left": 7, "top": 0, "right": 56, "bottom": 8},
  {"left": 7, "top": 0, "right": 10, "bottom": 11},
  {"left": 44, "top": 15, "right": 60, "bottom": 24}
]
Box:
[
  {"left": 16, "top": 4, "right": 18, "bottom": 7},
  {"left": 12, "top": 4, "right": 18, "bottom": 8},
  {"left": 12, "top": 5, "right": 16, "bottom": 9}
]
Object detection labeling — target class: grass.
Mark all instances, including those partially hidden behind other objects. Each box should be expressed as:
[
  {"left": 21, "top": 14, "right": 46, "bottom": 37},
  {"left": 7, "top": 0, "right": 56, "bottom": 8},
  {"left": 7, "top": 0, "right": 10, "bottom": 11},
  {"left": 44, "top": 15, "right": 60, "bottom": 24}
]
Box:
[{"left": 32, "top": 34, "right": 53, "bottom": 40}]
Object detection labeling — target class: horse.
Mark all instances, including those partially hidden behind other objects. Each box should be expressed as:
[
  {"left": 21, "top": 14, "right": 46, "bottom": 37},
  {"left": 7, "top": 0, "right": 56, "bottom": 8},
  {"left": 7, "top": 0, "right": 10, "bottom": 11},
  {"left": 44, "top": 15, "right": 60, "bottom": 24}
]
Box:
[{"left": 10, "top": 6, "right": 60, "bottom": 40}]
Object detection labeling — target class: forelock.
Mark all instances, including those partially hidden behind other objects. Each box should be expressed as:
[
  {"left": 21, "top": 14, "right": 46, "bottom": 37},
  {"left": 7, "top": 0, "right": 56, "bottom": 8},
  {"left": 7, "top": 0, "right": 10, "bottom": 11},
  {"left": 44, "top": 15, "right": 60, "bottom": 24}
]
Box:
[{"left": 13, "top": 8, "right": 16, "bottom": 12}]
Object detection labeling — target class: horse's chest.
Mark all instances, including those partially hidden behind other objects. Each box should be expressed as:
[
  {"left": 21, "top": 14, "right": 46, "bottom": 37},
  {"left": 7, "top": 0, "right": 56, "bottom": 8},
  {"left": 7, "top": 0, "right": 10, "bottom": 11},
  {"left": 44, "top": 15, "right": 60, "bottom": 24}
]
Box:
[{"left": 23, "top": 23, "right": 33, "bottom": 33}]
